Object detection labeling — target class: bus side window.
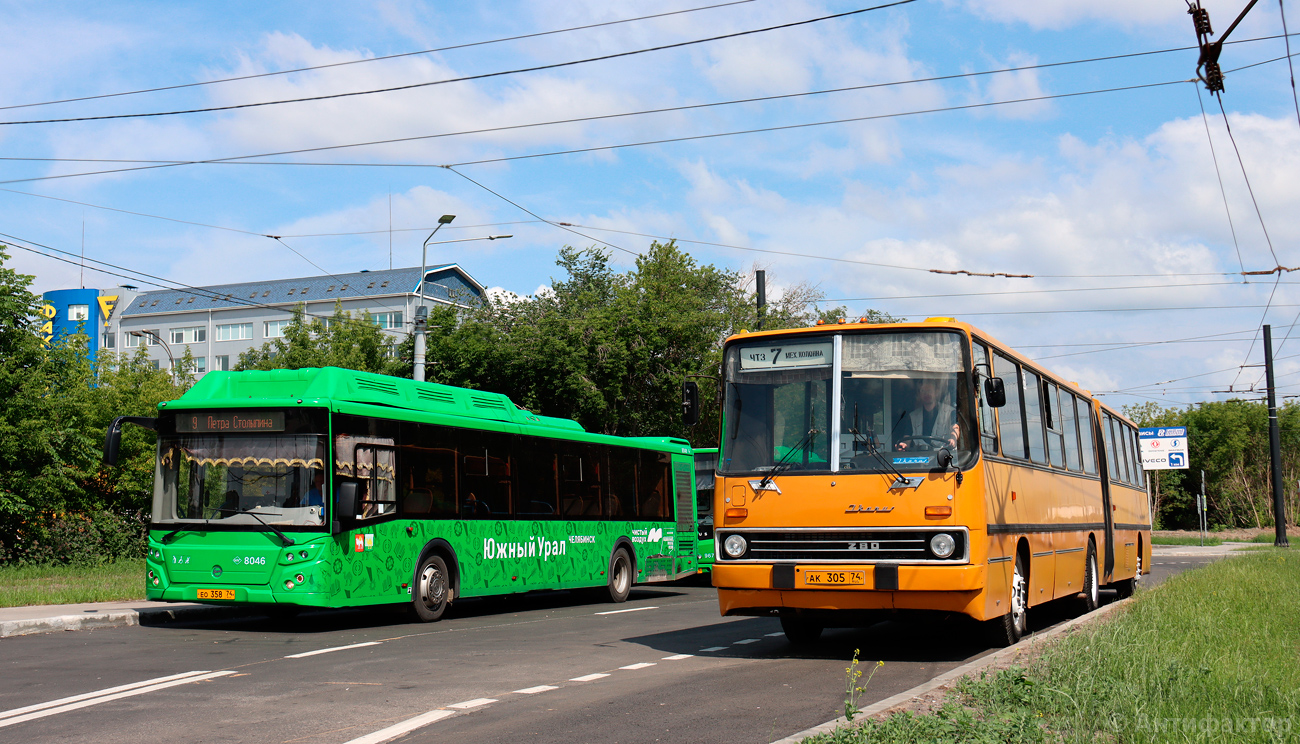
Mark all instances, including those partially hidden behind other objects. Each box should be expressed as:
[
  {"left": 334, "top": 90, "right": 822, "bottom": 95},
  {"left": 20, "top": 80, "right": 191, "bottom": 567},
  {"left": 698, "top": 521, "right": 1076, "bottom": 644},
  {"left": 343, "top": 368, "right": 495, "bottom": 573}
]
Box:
[
  {"left": 638, "top": 451, "right": 670, "bottom": 519},
  {"left": 1044, "top": 381, "right": 1066, "bottom": 468},
  {"left": 1023, "top": 369, "right": 1048, "bottom": 464},
  {"left": 1129, "top": 426, "right": 1145, "bottom": 487},
  {"left": 1060, "top": 391, "right": 1082, "bottom": 471},
  {"left": 459, "top": 432, "right": 514, "bottom": 517},
  {"left": 975, "top": 343, "right": 999, "bottom": 455},
  {"left": 607, "top": 447, "right": 639, "bottom": 518},
  {"left": 398, "top": 422, "right": 457, "bottom": 518},
  {"left": 516, "top": 440, "right": 558, "bottom": 517},
  {"left": 993, "top": 352, "right": 1026, "bottom": 459},
  {"left": 355, "top": 445, "right": 396, "bottom": 518},
  {"left": 1078, "top": 400, "right": 1098, "bottom": 475},
  {"left": 1102, "top": 415, "right": 1121, "bottom": 482}
]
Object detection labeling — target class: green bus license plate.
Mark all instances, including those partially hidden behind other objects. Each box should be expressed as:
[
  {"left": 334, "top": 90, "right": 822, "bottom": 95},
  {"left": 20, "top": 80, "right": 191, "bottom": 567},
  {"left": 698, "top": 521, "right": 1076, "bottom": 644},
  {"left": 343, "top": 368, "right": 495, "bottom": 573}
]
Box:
[
  {"left": 197, "top": 588, "right": 236, "bottom": 600},
  {"left": 803, "top": 570, "right": 866, "bottom": 587}
]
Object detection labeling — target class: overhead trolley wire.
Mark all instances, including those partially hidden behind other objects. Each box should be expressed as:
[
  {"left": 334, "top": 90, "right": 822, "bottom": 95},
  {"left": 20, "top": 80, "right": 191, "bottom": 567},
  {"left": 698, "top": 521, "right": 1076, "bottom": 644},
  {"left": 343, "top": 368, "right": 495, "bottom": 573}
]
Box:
[
  {"left": 0, "top": 2, "right": 917, "bottom": 126},
  {"left": 0, "top": 0, "right": 759, "bottom": 113}
]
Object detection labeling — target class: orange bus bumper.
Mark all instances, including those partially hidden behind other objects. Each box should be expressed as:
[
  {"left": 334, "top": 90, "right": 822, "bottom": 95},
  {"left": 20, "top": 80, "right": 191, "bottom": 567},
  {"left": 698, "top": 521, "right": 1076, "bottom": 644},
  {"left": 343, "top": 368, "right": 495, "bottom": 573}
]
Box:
[{"left": 713, "top": 563, "right": 987, "bottom": 618}]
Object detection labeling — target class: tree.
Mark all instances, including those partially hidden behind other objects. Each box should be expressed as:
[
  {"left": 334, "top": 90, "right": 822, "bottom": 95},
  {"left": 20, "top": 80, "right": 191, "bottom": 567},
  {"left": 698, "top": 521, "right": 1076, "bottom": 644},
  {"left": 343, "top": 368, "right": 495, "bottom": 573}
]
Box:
[{"left": 235, "top": 301, "right": 397, "bottom": 374}]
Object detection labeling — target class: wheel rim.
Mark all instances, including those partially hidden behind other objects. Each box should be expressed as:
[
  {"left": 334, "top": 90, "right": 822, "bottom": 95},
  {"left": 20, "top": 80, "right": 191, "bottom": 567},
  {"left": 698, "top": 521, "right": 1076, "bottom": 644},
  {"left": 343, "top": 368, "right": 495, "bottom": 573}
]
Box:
[
  {"left": 1010, "top": 559, "right": 1027, "bottom": 633},
  {"left": 1134, "top": 551, "right": 1142, "bottom": 585},
  {"left": 420, "top": 563, "right": 446, "bottom": 610},
  {"left": 613, "top": 556, "right": 630, "bottom": 594},
  {"left": 1088, "top": 551, "right": 1099, "bottom": 606}
]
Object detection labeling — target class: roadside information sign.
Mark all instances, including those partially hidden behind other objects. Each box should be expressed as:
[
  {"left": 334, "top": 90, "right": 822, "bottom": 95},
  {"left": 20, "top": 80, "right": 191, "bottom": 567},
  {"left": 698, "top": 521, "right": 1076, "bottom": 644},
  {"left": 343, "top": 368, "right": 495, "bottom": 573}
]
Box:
[{"left": 1139, "top": 426, "right": 1189, "bottom": 470}]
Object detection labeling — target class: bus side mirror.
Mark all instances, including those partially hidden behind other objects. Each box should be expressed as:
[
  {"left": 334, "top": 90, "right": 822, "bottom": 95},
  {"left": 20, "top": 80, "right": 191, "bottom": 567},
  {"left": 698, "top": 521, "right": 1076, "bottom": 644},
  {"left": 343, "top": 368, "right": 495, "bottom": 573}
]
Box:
[
  {"left": 336, "top": 481, "right": 359, "bottom": 520},
  {"left": 103, "top": 416, "right": 158, "bottom": 466},
  {"left": 682, "top": 381, "right": 700, "bottom": 427},
  {"left": 984, "top": 378, "right": 1007, "bottom": 408}
]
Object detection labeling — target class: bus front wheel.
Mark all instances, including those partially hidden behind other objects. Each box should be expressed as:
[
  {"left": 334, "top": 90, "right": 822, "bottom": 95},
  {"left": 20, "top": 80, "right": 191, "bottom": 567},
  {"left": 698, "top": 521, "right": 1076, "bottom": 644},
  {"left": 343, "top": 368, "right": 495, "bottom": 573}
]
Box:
[
  {"left": 1078, "top": 541, "right": 1100, "bottom": 613},
  {"left": 413, "top": 554, "right": 450, "bottom": 622},
  {"left": 606, "top": 549, "right": 633, "bottom": 603},
  {"left": 988, "top": 552, "right": 1028, "bottom": 647}
]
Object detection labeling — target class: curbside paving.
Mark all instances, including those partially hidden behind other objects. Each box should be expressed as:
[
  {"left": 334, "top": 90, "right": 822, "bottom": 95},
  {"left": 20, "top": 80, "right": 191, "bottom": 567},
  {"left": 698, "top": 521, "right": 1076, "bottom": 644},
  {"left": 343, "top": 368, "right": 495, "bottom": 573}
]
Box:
[
  {"left": 769, "top": 598, "right": 1132, "bottom": 744},
  {"left": 0, "top": 601, "right": 260, "bottom": 638}
]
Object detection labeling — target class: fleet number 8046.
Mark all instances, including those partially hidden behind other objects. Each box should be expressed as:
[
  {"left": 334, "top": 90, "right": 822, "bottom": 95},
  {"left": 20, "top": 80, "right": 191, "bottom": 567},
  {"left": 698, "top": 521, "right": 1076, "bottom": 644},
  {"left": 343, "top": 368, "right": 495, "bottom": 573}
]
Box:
[{"left": 233, "top": 556, "right": 266, "bottom": 565}]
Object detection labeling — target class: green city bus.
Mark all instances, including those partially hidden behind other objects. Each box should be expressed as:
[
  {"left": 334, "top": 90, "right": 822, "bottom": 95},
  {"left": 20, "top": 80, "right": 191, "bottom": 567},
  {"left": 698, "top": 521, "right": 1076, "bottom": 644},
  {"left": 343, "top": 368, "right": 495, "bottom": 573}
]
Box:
[
  {"left": 103, "top": 367, "right": 701, "bottom": 620},
  {"left": 693, "top": 447, "right": 718, "bottom": 570}
]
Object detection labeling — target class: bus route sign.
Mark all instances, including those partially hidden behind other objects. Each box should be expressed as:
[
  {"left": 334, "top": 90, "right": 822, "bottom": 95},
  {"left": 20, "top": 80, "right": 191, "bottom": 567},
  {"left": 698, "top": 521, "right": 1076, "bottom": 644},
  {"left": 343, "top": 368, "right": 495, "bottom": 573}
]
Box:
[{"left": 1139, "top": 426, "right": 1188, "bottom": 470}]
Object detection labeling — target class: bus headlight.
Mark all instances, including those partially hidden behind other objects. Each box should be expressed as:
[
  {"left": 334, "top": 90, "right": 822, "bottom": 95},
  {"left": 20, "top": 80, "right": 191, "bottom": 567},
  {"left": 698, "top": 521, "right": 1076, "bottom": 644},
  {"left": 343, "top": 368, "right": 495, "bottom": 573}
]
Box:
[
  {"left": 723, "top": 534, "right": 747, "bottom": 558},
  {"left": 930, "top": 533, "right": 956, "bottom": 558}
]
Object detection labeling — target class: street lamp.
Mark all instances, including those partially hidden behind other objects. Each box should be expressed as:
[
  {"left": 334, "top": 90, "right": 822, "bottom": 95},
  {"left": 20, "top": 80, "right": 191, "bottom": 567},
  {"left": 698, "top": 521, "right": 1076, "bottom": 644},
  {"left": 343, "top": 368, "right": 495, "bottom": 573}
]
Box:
[
  {"left": 412, "top": 216, "right": 513, "bottom": 381},
  {"left": 129, "top": 330, "right": 174, "bottom": 376}
]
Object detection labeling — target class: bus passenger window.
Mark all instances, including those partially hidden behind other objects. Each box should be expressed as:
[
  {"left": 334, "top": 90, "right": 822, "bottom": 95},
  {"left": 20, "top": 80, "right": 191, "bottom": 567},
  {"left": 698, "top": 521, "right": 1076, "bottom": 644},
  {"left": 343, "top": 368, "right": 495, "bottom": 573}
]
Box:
[
  {"left": 1023, "top": 370, "right": 1047, "bottom": 464},
  {"left": 516, "top": 444, "right": 558, "bottom": 516},
  {"left": 1044, "top": 382, "right": 1066, "bottom": 468},
  {"left": 1128, "top": 427, "right": 1145, "bottom": 487},
  {"left": 639, "top": 451, "right": 671, "bottom": 519},
  {"left": 993, "top": 353, "right": 1025, "bottom": 458},
  {"left": 1078, "top": 401, "right": 1098, "bottom": 475},
  {"left": 607, "top": 447, "right": 639, "bottom": 518},
  {"left": 1060, "top": 392, "right": 1082, "bottom": 471},
  {"left": 1102, "top": 415, "right": 1121, "bottom": 481}
]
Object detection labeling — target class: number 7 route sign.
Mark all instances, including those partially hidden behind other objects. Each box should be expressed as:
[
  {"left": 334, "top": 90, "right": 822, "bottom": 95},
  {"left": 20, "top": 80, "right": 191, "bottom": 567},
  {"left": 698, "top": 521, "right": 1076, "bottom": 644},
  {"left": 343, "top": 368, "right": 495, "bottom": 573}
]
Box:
[{"left": 1139, "top": 427, "right": 1189, "bottom": 470}]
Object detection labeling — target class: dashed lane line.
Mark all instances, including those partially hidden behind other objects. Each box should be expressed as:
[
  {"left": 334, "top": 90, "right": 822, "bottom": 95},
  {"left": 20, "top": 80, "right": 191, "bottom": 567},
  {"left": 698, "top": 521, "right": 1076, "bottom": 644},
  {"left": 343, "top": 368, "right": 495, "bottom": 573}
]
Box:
[
  {"left": 0, "top": 671, "right": 236, "bottom": 729},
  {"left": 284, "top": 641, "right": 382, "bottom": 659},
  {"left": 619, "top": 662, "right": 656, "bottom": 670},
  {"left": 594, "top": 606, "right": 659, "bottom": 615},
  {"left": 699, "top": 646, "right": 728, "bottom": 652},
  {"left": 569, "top": 673, "right": 610, "bottom": 682},
  {"left": 733, "top": 638, "right": 761, "bottom": 645},
  {"left": 446, "top": 698, "right": 497, "bottom": 710},
  {"left": 765, "top": 632, "right": 785, "bottom": 637},
  {"left": 513, "top": 685, "right": 559, "bottom": 694},
  {"left": 662, "top": 654, "right": 694, "bottom": 660},
  {"left": 343, "top": 710, "right": 456, "bottom": 744},
  {"left": 0, "top": 670, "right": 212, "bottom": 721}
]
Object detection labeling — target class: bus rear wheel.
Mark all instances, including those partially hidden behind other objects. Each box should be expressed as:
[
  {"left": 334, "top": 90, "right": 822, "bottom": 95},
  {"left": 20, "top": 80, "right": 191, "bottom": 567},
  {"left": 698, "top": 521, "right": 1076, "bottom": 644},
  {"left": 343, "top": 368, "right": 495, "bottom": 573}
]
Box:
[
  {"left": 605, "top": 549, "right": 633, "bottom": 603},
  {"left": 413, "top": 554, "right": 450, "bottom": 622},
  {"left": 780, "top": 615, "right": 823, "bottom": 645},
  {"left": 1115, "top": 548, "right": 1140, "bottom": 599},
  {"left": 1078, "top": 542, "right": 1100, "bottom": 613}
]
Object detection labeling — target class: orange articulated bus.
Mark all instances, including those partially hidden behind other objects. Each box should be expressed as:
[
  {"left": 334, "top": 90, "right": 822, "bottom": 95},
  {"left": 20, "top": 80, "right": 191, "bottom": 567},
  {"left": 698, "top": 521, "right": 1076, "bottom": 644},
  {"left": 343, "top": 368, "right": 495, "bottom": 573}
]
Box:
[{"left": 710, "top": 318, "right": 1151, "bottom": 644}]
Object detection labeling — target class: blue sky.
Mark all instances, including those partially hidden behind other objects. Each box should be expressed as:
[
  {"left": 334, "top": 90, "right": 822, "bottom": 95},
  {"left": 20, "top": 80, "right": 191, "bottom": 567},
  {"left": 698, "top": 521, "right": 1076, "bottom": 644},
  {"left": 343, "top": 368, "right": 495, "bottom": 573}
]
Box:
[{"left": 2, "top": 0, "right": 1299, "bottom": 408}]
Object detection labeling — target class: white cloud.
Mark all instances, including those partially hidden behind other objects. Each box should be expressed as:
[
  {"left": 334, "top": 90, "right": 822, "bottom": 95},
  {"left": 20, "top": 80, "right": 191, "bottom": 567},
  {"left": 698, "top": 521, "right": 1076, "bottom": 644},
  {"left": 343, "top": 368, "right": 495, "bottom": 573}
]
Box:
[{"left": 958, "top": 0, "right": 1184, "bottom": 31}]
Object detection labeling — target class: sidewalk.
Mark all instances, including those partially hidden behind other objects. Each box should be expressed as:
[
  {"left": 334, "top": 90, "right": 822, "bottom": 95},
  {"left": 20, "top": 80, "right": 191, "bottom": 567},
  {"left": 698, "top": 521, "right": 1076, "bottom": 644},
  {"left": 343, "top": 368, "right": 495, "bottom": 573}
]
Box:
[
  {"left": 1151, "top": 541, "right": 1259, "bottom": 557},
  {"left": 0, "top": 599, "right": 250, "bottom": 638}
]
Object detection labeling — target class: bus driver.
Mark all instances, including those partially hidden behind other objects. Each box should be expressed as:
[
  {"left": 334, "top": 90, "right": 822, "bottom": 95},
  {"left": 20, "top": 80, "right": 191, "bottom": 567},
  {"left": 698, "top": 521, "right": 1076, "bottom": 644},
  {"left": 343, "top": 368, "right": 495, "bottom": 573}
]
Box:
[{"left": 895, "top": 377, "right": 960, "bottom": 451}]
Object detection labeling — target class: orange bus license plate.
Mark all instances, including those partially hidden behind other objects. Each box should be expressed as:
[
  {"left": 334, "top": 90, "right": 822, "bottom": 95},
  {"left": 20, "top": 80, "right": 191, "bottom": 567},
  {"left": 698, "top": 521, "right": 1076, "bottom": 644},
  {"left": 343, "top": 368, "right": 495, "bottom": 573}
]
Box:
[
  {"left": 197, "top": 588, "right": 236, "bottom": 600},
  {"left": 802, "top": 570, "right": 865, "bottom": 587}
]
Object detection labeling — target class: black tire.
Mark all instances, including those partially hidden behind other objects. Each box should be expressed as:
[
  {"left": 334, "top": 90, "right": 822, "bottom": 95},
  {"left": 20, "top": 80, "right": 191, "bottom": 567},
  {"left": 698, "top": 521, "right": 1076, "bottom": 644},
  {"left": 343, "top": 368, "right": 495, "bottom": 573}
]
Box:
[
  {"left": 780, "top": 615, "right": 824, "bottom": 645},
  {"left": 412, "top": 554, "right": 450, "bottom": 622},
  {"left": 988, "top": 551, "right": 1028, "bottom": 647},
  {"left": 605, "top": 549, "right": 633, "bottom": 603},
  {"left": 1079, "top": 541, "right": 1100, "bottom": 613},
  {"left": 1114, "top": 544, "right": 1140, "bottom": 599}
]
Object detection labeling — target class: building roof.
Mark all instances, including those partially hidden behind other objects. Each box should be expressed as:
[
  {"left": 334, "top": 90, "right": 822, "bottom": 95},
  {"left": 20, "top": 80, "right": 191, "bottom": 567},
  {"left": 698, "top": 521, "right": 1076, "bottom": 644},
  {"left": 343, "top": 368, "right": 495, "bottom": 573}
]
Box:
[{"left": 120, "top": 264, "right": 483, "bottom": 318}]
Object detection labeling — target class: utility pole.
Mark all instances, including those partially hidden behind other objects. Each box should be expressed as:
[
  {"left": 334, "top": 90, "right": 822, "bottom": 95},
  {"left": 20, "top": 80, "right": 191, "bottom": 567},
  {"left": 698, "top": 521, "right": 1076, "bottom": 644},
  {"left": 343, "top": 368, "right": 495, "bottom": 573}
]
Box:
[
  {"left": 1200, "top": 469, "right": 1208, "bottom": 547},
  {"left": 755, "top": 270, "right": 766, "bottom": 331},
  {"left": 1264, "top": 325, "right": 1290, "bottom": 547}
]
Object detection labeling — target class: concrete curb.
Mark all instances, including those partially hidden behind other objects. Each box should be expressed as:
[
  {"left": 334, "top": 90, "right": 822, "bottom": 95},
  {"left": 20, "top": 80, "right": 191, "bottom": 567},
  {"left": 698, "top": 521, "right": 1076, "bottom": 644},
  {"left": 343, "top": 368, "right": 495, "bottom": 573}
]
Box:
[
  {"left": 0, "top": 604, "right": 261, "bottom": 639},
  {"left": 769, "top": 598, "right": 1132, "bottom": 744}
]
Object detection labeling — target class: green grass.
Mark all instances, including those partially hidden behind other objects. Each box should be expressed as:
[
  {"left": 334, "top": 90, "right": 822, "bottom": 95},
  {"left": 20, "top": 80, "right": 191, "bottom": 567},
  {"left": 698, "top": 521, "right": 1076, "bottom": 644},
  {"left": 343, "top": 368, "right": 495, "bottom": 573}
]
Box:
[
  {"left": 0, "top": 560, "right": 146, "bottom": 607},
  {"left": 1151, "top": 535, "right": 1224, "bottom": 546},
  {"left": 1249, "top": 532, "right": 1286, "bottom": 543},
  {"left": 808, "top": 551, "right": 1300, "bottom": 743}
]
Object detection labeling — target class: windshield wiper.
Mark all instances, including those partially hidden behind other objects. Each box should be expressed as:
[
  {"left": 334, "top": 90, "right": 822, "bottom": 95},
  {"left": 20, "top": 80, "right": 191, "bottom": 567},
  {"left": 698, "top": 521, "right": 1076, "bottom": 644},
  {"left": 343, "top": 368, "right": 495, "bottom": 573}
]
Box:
[
  {"left": 757, "top": 426, "right": 817, "bottom": 491},
  {"left": 848, "top": 404, "right": 908, "bottom": 483},
  {"left": 232, "top": 508, "right": 295, "bottom": 546}
]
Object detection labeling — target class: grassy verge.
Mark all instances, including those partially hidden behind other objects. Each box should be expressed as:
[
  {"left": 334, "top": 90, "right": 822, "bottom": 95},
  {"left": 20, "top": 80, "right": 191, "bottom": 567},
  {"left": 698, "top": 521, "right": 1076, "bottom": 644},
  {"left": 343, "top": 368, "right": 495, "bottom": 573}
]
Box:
[
  {"left": 808, "top": 551, "right": 1300, "bottom": 743},
  {"left": 1151, "top": 535, "right": 1224, "bottom": 546},
  {"left": 0, "top": 560, "right": 146, "bottom": 607}
]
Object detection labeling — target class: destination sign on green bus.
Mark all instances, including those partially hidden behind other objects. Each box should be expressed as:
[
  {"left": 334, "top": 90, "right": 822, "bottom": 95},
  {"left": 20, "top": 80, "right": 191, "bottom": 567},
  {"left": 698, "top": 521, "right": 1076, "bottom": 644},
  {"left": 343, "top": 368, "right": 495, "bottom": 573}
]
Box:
[
  {"left": 739, "top": 341, "right": 833, "bottom": 370},
  {"left": 176, "top": 411, "right": 285, "bottom": 433}
]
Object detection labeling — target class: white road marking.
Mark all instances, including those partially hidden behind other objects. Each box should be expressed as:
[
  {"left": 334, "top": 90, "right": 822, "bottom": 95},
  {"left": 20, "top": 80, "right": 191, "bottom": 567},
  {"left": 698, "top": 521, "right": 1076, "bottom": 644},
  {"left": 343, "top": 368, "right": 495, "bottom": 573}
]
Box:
[
  {"left": 284, "top": 641, "right": 382, "bottom": 658},
  {"left": 699, "top": 646, "right": 728, "bottom": 652},
  {"left": 0, "top": 671, "right": 235, "bottom": 729},
  {"left": 765, "top": 632, "right": 785, "bottom": 637},
  {"left": 0, "top": 670, "right": 211, "bottom": 720},
  {"left": 662, "top": 654, "right": 694, "bottom": 660},
  {"left": 733, "top": 638, "right": 760, "bottom": 644},
  {"left": 569, "top": 673, "right": 610, "bottom": 682},
  {"left": 513, "top": 685, "right": 559, "bottom": 694},
  {"left": 343, "top": 710, "right": 456, "bottom": 744},
  {"left": 594, "top": 606, "right": 659, "bottom": 615},
  {"left": 446, "top": 698, "right": 497, "bottom": 709},
  {"left": 619, "top": 662, "right": 656, "bottom": 670}
]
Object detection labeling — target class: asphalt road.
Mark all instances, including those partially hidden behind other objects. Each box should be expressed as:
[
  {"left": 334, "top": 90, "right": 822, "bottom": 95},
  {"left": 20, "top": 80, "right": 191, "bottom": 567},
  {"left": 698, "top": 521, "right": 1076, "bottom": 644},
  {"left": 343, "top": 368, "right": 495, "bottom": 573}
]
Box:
[{"left": 0, "top": 555, "right": 1216, "bottom": 744}]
